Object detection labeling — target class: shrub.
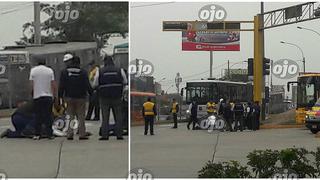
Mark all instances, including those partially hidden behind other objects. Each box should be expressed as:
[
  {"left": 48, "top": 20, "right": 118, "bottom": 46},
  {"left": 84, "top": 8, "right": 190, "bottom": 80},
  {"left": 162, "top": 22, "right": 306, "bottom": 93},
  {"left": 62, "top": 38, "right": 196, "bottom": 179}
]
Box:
[
  {"left": 247, "top": 149, "right": 279, "bottom": 178},
  {"left": 199, "top": 147, "right": 320, "bottom": 178},
  {"left": 198, "top": 160, "right": 251, "bottom": 178}
]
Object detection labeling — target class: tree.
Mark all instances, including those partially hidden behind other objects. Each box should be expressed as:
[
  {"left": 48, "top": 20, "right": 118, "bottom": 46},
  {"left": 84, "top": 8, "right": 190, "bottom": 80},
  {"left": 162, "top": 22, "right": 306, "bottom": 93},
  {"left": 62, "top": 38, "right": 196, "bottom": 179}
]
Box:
[{"left": 16, "top": 2, "right": 128, "bottom": 45}]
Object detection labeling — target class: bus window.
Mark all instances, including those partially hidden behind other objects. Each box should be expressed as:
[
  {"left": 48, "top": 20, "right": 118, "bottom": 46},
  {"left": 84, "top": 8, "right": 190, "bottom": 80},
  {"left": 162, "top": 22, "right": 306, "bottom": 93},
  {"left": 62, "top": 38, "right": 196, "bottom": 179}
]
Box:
[{"left": 306, "top": 84, "right": 315, "bottom": 105}]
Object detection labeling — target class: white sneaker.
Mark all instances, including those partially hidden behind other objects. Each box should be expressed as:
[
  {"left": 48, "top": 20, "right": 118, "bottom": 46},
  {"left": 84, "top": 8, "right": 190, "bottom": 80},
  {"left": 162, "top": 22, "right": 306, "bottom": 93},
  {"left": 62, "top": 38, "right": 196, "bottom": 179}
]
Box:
[{"left": 33, "top": 136, "right": 40, "bottom": 140}]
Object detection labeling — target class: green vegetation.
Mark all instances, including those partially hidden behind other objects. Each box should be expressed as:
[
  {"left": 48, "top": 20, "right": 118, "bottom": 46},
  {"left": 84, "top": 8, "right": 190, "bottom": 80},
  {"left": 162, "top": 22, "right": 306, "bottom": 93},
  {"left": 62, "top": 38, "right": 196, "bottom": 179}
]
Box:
[{"left": 199, "top": 147, "right": 320, "bottom": 178}]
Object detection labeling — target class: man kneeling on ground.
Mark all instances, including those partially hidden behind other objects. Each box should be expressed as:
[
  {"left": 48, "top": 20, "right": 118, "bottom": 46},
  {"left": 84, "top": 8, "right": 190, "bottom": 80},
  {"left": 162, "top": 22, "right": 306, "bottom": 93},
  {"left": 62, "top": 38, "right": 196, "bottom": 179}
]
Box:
[{"left": 1, "top": 101, "right": 36, "bottom": 138}]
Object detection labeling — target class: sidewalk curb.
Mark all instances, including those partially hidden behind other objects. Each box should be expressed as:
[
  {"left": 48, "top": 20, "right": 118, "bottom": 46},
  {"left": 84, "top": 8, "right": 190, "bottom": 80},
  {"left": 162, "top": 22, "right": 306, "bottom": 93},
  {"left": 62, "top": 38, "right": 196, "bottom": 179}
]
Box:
[{"left": 260, "top": 124, "right": 304, "bottom": 129}]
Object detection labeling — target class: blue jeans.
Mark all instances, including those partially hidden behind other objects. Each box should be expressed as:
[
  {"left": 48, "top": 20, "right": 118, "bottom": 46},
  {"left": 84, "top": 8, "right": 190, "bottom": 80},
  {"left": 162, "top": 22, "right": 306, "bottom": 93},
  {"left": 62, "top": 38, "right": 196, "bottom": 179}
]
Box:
[{"left": 7, "top": 114, "right": 35, "bottom": 138}]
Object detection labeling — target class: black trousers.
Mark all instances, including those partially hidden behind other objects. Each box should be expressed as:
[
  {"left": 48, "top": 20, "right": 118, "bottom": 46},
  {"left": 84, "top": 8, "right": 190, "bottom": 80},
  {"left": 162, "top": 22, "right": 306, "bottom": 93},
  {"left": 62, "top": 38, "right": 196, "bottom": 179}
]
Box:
[
  {"left": 224, "top": 116, "right": 233, "bottom": 131},
  {"left": 173, "top": 113, "right": 178, "bottom": 128},
  {"left": 86, "top": 91, "right": 100, "bottom": 120},
  {"left": 252, "top": 114, "right": 260, "bottom": 130},
  {"left": 144, "top": 116, "right": 154, "bottom": 135},
  {"left": 100, "top": 97, "right": 123, "bottom": 138},
  {"left": 246, "top": 115, "right": 252, "bottom": 130},
  {"left": 187, "top": 116, "right": 197, "bottom": 130},
  {"left": 234, "top": 115, "right": 244, "bottom": 131},
  {"left": 34, "top": 96, "right": 53, "bottom": 137}
]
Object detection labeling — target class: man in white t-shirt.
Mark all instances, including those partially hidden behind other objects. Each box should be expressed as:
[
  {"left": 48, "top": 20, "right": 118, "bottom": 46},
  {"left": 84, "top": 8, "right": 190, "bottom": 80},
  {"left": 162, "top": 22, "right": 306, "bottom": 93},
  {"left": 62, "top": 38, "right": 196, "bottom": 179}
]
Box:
[{"left": 29, "top": 57, "right": 56, "bottom": 140}]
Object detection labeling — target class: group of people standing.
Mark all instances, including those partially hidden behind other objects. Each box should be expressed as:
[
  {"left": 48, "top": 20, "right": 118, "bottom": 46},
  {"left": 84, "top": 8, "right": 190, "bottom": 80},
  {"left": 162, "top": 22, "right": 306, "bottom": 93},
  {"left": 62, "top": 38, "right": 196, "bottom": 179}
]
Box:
[
  {"left": 185, "top": 98, "right": 261, "bottom": 132},
  {"left": 2, "top": 53, "right": 127, "bottom": 140},
  {"left": 215, "top": 99, "right": 261, "bottom": 132}
]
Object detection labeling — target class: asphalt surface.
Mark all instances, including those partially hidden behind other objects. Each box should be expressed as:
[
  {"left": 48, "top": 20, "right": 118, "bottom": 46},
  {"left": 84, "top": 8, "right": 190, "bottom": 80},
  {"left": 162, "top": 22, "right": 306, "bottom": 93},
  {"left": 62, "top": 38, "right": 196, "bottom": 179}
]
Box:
[
  {"left": 0, "top": 117, "right": 128, "bottom": 178},
  {"left": 131, "top": 122, "right": 320, "bottom": 178}
]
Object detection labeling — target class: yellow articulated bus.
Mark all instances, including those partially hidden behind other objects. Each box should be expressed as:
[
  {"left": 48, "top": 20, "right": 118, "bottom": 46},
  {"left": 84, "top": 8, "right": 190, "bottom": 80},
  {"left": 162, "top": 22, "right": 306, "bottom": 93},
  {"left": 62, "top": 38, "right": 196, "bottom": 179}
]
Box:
[{"left": 288, "top": 73, "right": 320, "bottom": 126}]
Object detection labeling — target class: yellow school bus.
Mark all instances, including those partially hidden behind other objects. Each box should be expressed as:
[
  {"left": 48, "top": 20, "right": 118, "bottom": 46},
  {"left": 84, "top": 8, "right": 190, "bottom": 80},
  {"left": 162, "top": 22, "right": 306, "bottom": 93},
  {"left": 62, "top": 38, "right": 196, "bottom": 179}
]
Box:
[{"left": 288, "top": 73, "right": 320, "bottom": 124}]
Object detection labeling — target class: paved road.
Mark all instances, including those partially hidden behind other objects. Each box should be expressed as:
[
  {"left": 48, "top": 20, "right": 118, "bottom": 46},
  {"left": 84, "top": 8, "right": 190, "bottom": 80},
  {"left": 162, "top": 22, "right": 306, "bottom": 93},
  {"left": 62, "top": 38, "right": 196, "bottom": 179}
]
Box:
[
  {"left": 0, "top": 117, "right": 128, "bottom": 178},
  {"left": 131, "top": 123, "right": 319, "bottom": 178}
]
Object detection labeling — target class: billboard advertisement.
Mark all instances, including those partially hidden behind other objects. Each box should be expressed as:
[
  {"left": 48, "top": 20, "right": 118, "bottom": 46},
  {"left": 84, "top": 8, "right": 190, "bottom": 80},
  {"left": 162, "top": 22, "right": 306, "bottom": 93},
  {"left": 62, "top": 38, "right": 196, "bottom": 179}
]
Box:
[{"left": 182, "top": 31, "right": 240, "bottom": 51}]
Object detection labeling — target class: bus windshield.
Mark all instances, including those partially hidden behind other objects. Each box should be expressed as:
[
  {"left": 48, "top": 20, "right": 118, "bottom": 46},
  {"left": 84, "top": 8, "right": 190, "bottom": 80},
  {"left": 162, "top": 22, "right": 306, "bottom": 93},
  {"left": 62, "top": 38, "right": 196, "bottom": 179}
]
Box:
[
  {"left": 297, "top": 76, "right": 320, "bottom": 108},
  {"left": 186, "top": 83, "right": 218, "bottom": 104}
]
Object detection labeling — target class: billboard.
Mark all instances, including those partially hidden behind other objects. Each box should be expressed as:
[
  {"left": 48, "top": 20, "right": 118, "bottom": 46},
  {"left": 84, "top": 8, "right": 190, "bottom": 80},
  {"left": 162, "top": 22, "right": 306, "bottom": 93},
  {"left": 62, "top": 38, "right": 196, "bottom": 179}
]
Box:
[{"left": 182, "top": 31, "right": 240, "bottom": 51}]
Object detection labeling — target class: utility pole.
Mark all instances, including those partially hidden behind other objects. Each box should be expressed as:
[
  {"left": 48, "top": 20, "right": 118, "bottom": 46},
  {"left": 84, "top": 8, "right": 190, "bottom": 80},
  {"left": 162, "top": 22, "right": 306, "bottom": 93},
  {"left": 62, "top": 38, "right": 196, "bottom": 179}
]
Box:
[
  {"left": 210, "top": 51, "right": 213, "bottom": 78},
  {"left": 227, "top": 60, "right": 230, "bottom": 80},
  {"left": 303, "top": 56, "right": 306, "bottom": 73},
  {"left": 260, "top": 2, "right": 266, "bottom": 121},
  {"left": 253, "top": 15, "right": 263, "bottom": 107},
  {"left": 34, "top": 2, "right": 41, "bottom": 45}
]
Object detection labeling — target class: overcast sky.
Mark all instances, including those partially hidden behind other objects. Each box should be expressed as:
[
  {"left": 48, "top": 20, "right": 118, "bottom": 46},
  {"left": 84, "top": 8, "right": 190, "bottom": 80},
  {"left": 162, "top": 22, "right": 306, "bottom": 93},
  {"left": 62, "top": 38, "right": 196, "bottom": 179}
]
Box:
[
  {"left": 0, "top": 2, "right": 34, "bottom": 47},
  {"left": 1, "top": 1, "right": 320, "bottom": 95},
  {"left": 131, "top": 1, "right": 320, "bottom": 94}
]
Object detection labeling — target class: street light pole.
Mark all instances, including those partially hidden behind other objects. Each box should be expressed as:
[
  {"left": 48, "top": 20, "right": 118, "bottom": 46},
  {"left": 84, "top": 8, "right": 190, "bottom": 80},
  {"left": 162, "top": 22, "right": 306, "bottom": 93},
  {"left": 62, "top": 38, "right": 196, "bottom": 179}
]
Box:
[
  {"left": 156, "top": 77, "right": 166, "bottom": 121},
  {"left": 280, "top": 41, "right": 306, "bottom": 73},
  {"left": 296, "top": 26, "right": 320, "bottom": 73},
  {"left": 297, "top": 26, "right": 320, "bottom": 37}
]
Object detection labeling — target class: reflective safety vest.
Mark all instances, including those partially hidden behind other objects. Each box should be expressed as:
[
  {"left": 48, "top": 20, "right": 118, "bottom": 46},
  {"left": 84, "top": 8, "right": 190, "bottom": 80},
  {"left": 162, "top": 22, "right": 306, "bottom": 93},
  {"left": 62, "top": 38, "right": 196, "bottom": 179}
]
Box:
[
  {"left": 172, "top": 102, "right": 178, "bottom": 113},
  {"left": 89, "top": 67, "right": 98, "bottom": 82},
  {"left": 98, "top": 66, "right": 123, "bottom": 98},
  {"left": 143, "top": 101, "right": 155, "bottom": 116},
  {"left": 207, "top": 102, "right": 216, "bottom": 113}
]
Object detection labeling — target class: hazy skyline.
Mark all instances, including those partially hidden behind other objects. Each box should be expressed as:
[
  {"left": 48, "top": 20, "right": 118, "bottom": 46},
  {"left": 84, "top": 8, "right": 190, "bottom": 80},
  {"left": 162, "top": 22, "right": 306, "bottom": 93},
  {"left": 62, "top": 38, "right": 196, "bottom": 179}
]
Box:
[{"left": 131, "top": 2, "right": 320, "bottom": 94}]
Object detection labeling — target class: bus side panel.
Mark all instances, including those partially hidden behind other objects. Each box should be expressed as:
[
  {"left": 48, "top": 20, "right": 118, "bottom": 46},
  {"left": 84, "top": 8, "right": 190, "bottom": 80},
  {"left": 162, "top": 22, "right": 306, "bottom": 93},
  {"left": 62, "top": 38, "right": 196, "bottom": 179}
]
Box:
[{"left": 296, "top": 107, "right": 306, "bottom": 124}]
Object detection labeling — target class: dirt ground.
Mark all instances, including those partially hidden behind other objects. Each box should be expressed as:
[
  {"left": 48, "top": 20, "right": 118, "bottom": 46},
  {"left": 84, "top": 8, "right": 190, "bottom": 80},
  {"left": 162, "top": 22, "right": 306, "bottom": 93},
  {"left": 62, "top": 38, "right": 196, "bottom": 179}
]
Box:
[{"left": 265, "top": 109, "right": 296, "bottom": 125}]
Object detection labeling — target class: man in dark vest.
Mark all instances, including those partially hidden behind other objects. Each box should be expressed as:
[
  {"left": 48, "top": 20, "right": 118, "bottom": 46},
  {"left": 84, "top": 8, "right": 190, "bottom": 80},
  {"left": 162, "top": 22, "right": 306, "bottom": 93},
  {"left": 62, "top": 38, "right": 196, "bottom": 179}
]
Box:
[
  {"left": 94, "top": 56, "right": 127, "bottom": 140},
  {"left": 245, "top": 102, "right": 253, "bottom": 130},
  {"left": 59, "top": 55, "right": 93, "bottom": 140},
  {"left": 187, "top": 98, "right": 198, "bottom": 130},
  {"left": 223, "top": 100, "right": 233, "bottom": 132},
  {"left": 142, "top": 97, "right": 157, "bottom": 135},
  {"left": 233, "top": 100, "right": 244, "bottom": 132},
  {"left": 253, "top": 101, "right": 261, "bottom": 131}
]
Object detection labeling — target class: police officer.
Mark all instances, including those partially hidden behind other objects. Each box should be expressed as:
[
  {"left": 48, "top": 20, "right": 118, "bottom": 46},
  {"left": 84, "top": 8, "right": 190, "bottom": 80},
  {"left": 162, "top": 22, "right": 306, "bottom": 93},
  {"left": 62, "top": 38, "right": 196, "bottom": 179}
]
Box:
[
  {"left": 223, "top": 100, "right": 233, "bottom": 131},
  {"left": 233, "top": 100, "right": 244, "bottom": 132},
  {"left": 170, "top": 98, "right": 179, "bottom": 129},
  {"left": 218, "top": 98, "right": 225, "bottom": 116},
  {"left": 59, "top": 55, "right": 93, "bottom": 140},
  {"left": 206, "top": 99, "right": 215, "bottom": 116},
  {"left": 245, "top": 102, "right": 253, "bottom": 130},
  {"left": 93, "top": 56, "right": 127, "bottom": 140},
  {"left": 187, "top": 99, "right": 198, "bottom": 130},
  {"left": 253, "top": 101, "right": 261, "bottom": 131},
  {"left": 142, "top": 97, "right": 157, "bottom": 135}
]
